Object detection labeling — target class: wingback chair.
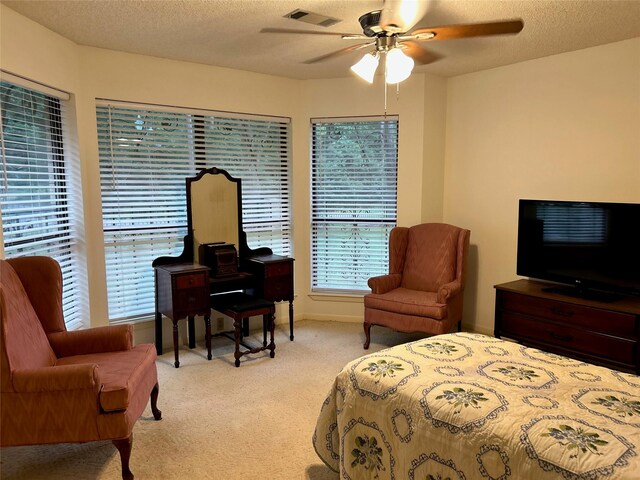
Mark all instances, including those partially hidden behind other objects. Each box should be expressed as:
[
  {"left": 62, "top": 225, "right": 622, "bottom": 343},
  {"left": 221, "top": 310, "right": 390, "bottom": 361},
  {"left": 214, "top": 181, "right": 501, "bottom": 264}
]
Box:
[
  {"left": 364, "top": 223, "right": 470, "bottom": 349},
  {"left": 0, "top": 256, "right": 161, "bottom": 480}
]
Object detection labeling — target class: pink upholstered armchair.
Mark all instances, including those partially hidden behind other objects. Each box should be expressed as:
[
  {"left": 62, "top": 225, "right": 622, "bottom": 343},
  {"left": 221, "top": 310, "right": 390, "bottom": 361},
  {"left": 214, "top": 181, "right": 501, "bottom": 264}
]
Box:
[
  {"left": 364, "top": 223, "right": 470, "bottom": 348},
  {"left": 0, "top": 256, "right": 161, "bottom": 480}
]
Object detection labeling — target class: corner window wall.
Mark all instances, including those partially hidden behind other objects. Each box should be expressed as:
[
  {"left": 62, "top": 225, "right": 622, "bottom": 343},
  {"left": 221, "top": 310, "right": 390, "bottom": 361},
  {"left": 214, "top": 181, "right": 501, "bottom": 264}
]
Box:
[
  {"left": 310, "top": 116, "right": 398, "bottom": 293},
  {"left": 0, "top": 78, "right": 86, "bottom": 330},
  {"left": 96, "top": 101, "right": 291, "bottom": 322}
]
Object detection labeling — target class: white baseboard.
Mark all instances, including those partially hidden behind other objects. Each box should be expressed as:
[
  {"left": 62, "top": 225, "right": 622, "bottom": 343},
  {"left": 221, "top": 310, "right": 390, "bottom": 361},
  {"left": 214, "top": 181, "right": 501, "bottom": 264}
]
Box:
[{"left": 301, "top": 314, "right": 362, "bottom": 323}]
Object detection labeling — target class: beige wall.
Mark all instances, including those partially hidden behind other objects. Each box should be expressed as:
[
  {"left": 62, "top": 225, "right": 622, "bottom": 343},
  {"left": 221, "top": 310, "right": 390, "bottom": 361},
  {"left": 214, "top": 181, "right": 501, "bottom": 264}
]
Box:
[
  {"left": 443, "top": 38, "right": 640, "bottom": 335},
  {"left": 421, "top": 74, "right": 448, "bottom": 222}
]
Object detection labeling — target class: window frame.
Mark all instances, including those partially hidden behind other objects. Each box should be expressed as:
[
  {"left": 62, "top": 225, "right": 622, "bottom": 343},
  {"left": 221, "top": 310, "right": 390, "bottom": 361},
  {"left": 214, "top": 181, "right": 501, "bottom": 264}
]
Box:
[
  {"left": 0, "top": 76, "right": 86, "bottom": 330},
  {"left": 96, "top": 100, "right": 292, "bottom": 323},
  {"left": 310, "top": 115, "right": 399, "bottom": 294}
]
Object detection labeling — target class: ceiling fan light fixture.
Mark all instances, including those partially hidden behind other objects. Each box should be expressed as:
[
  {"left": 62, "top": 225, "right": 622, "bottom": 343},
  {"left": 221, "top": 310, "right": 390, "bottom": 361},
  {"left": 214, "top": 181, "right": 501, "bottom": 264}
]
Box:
[
  {"left": 385, "top": 47, "right": 414, "bottom": 84},
  {"left": 350, "top": 52, "right": 379, "bottom": 83}
]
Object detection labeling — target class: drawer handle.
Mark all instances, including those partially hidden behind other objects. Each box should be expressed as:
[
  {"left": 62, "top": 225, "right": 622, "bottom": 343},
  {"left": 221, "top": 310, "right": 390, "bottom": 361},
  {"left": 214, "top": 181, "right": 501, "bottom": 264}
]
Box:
[
  {"left": 550, "top": 307, "right": 573, "bottom": 317},
  {"left": 548, "top": 331, "right": 573, "bottom": 342}
]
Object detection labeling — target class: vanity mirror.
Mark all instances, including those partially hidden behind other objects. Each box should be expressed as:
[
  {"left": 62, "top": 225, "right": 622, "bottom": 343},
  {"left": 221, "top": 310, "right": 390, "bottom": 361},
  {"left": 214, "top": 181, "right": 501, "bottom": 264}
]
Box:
[{"left": 188, "top": 168, "right": 242, "bottom": 266}]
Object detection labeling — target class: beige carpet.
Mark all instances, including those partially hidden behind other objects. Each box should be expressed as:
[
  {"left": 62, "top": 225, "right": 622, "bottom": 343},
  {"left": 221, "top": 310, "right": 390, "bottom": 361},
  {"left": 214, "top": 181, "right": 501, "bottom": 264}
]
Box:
[{"left": 0, "top": 320, "right": 429, "bottom": 479}]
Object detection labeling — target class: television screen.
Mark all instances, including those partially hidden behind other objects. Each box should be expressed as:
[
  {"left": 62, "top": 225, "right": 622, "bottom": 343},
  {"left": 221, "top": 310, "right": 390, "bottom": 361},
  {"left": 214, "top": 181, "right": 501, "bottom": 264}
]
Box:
[{"left": 517, "top": 200, "right": 640, "bottom": 298}]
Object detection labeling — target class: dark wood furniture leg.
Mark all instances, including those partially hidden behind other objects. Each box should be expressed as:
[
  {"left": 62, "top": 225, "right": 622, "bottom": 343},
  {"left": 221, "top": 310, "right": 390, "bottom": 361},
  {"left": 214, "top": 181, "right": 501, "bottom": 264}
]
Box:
[
  {"left": 188, "top": 316, "right": 196, "bottom": 349},
  {"left": 363, "top": 322, "right": 372, "bottom": 349},
  {"left": 150, "top": 382, "right": 162, "bottom": 420},
  {"left": 172, "top": 320, "right": 180, "bottom": 368},
  {"left": 268, "top": 312, "right": 276, "bottom": 358},
  {"left": 262, "top": 315, "right": 268, "bottom": 347},
  {"left": 113, "top": 435, "right": 134, "bottom": 480},
  {"left": 155, "top": 311, "right": 163, "bottom": 355},
  {"left": 289, "top": 300, "right": 294, "bottom": 341},
  {"left": 204, "top": 314, "right": 212, "bottom": 360},
  {"left": 233, "top": 318, "right": 243, "bottom": 367}
]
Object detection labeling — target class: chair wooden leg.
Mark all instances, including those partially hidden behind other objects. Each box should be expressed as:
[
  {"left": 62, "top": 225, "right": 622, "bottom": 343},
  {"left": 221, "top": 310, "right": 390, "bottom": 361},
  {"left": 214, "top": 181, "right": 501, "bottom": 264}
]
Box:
[
  {"left": 262, "top": 314, "right": 268, "bottom": 347},
  {"left": 363, "top": 322, "right": 372, "bottom": 350},
  {"left": 113, "top": 435, "right": 134, "bottom": 480},
  {"left": 150, "top": 382, "right": 162, "bottom": 420},
  {"left": 204, "top": 314, "right": 212, "bottom": 360},
  {"left": 268, "top": 312, "right": 276, "bottom": 358},
  {"left": 233, "top": 318, "right": 242, "bottom": 367}
]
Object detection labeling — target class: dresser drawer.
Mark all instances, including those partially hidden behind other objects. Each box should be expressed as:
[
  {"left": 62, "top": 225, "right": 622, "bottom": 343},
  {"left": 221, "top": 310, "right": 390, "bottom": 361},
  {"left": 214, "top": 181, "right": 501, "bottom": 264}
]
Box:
[
  {"left": 175, "top": 272, "right": 207, "bottom": 290},
  {"left": 499, "top": 292, "right": 637, "bottom": 338},
  {"left": 264, "top": 261, "right": 292, "bottom": 278},
  {"left": 174, "top": 288, "right": 209, "bottom": 315},
  {"left": 263, "top": 276, "right": 292, "bottom": 300},
  {"left": 501, "top": 312, "right": 637, "bottom": 366}
]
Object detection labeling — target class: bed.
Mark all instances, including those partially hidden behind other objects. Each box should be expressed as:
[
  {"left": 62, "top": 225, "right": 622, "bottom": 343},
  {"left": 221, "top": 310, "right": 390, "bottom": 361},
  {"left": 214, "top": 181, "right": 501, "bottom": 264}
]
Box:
[{"left": 313, "top": 332, "right": 640, "bottom": 479}]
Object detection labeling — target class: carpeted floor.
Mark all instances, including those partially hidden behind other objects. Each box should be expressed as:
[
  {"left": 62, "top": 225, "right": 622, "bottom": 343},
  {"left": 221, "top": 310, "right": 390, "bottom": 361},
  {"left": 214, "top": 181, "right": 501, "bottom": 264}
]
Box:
[{"left": 0, "top": 320, "right": 429, "bottom": 479}]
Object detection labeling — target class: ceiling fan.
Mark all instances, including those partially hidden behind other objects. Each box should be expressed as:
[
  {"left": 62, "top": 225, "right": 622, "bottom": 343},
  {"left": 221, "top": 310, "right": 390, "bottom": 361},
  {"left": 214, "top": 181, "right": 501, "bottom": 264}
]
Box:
[{"left": 261, "top": 0, "right": 524, "bottom": 84}]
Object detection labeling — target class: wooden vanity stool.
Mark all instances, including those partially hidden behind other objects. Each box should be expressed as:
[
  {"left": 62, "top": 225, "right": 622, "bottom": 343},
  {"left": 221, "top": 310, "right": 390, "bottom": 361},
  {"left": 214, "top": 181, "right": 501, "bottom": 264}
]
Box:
[{"left": 209, "top": 292, "right": 276, "bottom": 367}]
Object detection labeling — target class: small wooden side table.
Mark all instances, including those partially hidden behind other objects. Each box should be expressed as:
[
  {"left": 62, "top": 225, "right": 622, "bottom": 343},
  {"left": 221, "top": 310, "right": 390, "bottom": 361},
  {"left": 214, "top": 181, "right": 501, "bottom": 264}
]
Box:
[{"left": 155, "top": 263, "right": 211, "bottom": 368}]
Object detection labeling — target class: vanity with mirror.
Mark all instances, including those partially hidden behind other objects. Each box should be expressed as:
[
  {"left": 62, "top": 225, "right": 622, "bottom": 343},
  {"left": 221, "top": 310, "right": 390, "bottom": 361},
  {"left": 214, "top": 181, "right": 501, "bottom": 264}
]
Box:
[{"left": 153, "top": 167, "right": 294, "bottom": 366}]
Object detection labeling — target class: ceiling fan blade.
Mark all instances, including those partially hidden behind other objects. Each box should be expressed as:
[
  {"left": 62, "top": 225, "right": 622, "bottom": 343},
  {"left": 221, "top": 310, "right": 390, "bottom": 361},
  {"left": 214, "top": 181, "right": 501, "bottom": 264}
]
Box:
[
  {"left": 380, "top": 0, "right": 431, "bottom": 33},
  {"left": 260, "top": 27, "right": 358, "bottom": 37},
  {"left": 303, "top": 42, "right": 374, "bottom": 64},
  {"left": 400, "top": 41, "right": 442, "bottom": 65},
  {"left": 411, "top": 19, "right": 524, "bottom": 41}
]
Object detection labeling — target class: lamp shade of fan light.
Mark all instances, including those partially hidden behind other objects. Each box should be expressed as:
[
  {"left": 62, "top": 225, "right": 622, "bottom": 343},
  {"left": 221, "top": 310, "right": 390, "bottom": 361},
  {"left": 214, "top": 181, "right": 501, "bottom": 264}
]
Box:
[
  {"left": 385, "top": 48, "right": 414, "bottom": 84},
  {"left": 351, "top": 53, "right": 379, "bottom": 83}
]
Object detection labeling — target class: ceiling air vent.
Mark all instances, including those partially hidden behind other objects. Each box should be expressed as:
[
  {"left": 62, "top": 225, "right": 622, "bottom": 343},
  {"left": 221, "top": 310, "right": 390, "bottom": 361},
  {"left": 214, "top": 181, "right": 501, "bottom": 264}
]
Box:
[{"left": 284, "top": 9, "right": 341, "bottom": 28}]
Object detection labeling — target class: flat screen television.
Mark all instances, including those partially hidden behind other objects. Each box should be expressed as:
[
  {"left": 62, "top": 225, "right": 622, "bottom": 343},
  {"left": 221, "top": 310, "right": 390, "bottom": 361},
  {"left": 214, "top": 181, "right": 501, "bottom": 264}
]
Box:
[{"left": 517, "top": 199, "right": 640, "bottom": 300}]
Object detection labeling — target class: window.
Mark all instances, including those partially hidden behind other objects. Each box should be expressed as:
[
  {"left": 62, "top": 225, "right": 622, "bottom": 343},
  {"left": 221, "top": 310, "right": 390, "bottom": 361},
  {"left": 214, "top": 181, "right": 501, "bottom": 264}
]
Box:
[
  {"left": 311, "top": 116, "right": 398, "bottom": 292},
  {"left": 96, "top": 102, "right": 291, "bottom": 322},
  {"left": 0, "top": 79, "right": 86, "bottom": 330}
]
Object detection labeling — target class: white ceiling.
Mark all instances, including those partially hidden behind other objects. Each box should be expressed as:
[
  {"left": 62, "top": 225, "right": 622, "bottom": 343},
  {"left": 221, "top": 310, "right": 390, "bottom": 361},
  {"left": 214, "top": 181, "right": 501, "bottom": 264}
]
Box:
[{"left": 3, "top": 0, "right": 640, "bottom": 79}]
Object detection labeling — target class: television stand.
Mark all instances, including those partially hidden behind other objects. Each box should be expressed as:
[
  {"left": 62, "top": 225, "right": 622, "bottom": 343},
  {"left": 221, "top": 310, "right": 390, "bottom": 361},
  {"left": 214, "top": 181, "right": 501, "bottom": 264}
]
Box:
[
  {"left": 494, "top": 279, "right": 640, "bottom": 373},
  {"left": 541, "top": 285, "right": 623, "bottom": 304}
]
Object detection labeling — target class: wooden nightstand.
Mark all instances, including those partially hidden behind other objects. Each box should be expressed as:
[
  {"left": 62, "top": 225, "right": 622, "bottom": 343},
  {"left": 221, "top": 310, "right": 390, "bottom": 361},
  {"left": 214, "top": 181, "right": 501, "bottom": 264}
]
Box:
[{"left": 155, "top": 263, "right": 211, "bottom": 368}]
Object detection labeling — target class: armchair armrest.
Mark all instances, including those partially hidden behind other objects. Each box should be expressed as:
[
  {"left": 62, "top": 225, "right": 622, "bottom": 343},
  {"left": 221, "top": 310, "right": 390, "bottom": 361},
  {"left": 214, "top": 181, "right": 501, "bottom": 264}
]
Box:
[
  {"left": 437, "top": 280, "right": 462, "bottom": 303},
  {"left": 48, "top": 324, "right": 133, "bottom": 358},
  {"left": 368, "top": 274, "right": 402, "bottom": 294},
  {"left": 12, "top": 364, "right": 100, "bottom": 393}
]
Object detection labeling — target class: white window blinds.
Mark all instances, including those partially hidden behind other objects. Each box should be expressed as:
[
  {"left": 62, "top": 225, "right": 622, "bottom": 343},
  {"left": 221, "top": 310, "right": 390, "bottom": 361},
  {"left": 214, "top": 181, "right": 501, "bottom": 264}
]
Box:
[
  {"left": 311, "top": 117, "right": 398, "bottom": 292},
  {"left": 96, "top": 102, "right": 291, "bottom": 322},
  {"left": 0, "top": 79, "right": 86, "bottom": 330}
]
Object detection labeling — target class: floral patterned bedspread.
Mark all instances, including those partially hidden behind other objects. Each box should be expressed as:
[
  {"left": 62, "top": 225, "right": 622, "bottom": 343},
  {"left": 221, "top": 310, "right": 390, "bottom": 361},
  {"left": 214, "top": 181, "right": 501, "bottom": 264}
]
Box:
[{"left": 313, "top": 332, "right": 640, "bottom": 480}]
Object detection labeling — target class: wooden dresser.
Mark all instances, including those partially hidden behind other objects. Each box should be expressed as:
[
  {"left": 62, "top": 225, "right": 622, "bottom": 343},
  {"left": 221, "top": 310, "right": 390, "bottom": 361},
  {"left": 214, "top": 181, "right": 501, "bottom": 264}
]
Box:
[{"left": 494, "top": 279, "right": 640, "bottom": 373}]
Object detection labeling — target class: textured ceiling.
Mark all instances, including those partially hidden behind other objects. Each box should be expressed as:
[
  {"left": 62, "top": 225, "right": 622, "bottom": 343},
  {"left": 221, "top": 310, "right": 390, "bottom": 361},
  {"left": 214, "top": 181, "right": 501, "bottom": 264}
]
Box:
[{"left": 3, "top": 0, "right": 640, "bottom": 79}]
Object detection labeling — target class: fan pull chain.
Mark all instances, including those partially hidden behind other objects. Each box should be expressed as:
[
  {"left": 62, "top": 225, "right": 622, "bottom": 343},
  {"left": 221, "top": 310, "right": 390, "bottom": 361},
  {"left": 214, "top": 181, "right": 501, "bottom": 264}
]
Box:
[
  {"left": 383, "top": 53, "right": 388, "bottom": 116},
  {"left": 384, "top": 82, "right": 388, "bottom": 116}
]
